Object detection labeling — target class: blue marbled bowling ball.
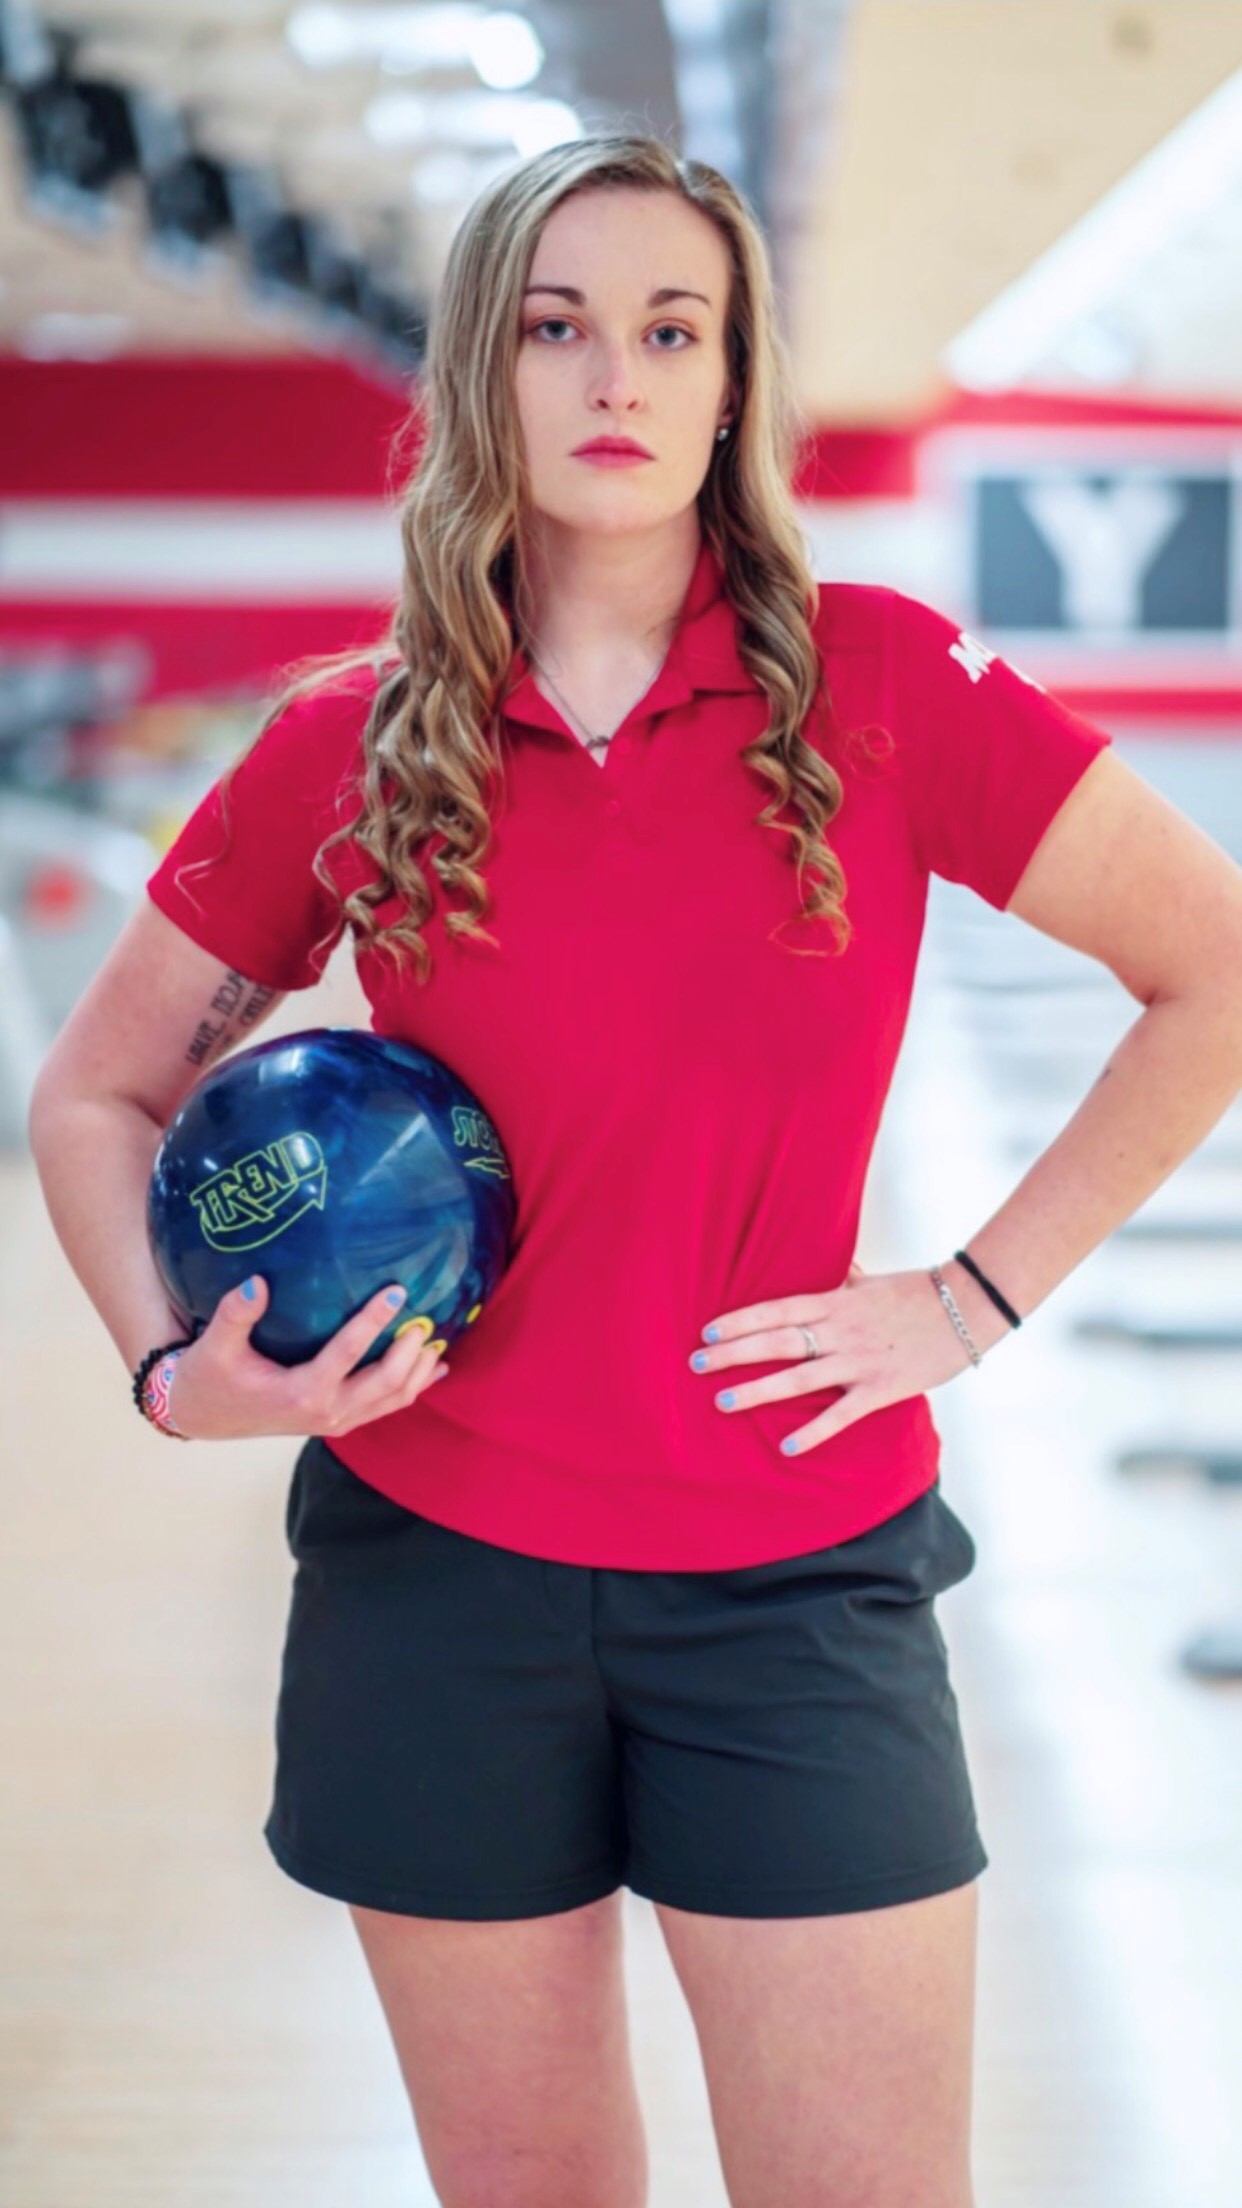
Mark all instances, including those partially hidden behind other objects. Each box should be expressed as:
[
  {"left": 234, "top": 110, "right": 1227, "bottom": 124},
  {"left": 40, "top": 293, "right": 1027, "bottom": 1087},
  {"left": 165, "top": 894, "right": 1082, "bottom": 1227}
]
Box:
[{"left": 147, "top": 1026, "right": 516, "bottom": 1369}]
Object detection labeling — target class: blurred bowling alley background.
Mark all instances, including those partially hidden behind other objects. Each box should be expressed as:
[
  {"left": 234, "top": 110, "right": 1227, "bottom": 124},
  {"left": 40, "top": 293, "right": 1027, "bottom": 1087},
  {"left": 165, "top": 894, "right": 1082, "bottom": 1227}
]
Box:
[{"left": 4, "top": 4, "right": 1242, "bottom": 2202}]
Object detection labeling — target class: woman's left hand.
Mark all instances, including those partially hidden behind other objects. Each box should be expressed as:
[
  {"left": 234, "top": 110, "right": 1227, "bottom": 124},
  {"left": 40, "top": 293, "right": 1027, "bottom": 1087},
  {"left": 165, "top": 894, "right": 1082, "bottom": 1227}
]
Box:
[{"left": 689, "top": 1261, "right": 982, "bottom": 1457}]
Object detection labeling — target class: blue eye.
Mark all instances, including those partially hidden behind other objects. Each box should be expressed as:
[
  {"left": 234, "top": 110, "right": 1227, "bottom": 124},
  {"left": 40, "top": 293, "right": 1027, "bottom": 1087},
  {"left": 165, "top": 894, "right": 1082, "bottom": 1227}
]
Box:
[{"left": 525, "top": 319, "right": 695, "bottom": 350}]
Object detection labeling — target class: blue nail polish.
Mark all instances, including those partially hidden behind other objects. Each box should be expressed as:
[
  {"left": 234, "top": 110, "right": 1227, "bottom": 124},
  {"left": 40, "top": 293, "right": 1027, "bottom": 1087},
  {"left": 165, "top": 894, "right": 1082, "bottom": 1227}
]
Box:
[
  {"left": 689, "top": 1350, "right": 709, "bottom": 1372},
  {"left": 704, "top": 1324, "right": 721, "bottom": 1343},
  {"left": 241, "top": 1276, "right": 257, "bottom": 1301},
  {"left": 719, "top": 1390, "right": 736, "bottom": 1409},
  {"left": 780, "top": 1436, "right": 799, "bottom": 1454}
]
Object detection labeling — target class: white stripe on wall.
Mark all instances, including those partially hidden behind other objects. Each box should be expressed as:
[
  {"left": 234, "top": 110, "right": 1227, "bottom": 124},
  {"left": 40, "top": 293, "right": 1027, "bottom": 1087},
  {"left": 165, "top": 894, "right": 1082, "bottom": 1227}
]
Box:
[{"left": 0, "top": 501, "right": 404, "bottom": 599}]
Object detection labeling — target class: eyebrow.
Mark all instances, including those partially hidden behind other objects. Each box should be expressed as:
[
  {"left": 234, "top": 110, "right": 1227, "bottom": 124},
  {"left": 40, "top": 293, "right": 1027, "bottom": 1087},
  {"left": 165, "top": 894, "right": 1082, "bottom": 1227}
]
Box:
[{"left": 522, "top": 284, "right": 712, "bottom": 309}]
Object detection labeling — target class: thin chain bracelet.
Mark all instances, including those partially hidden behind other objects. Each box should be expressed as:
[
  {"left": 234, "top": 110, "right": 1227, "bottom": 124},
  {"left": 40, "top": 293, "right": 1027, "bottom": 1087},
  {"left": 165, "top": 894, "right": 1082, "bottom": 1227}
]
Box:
[{"left": 928, "top": 1266, "right": 984, "bottom": 1368}]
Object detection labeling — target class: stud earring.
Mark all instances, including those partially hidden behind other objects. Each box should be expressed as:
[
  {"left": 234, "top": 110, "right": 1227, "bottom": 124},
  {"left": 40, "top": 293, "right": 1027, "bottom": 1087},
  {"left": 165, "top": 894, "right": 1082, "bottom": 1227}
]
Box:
[{"left": 715, "top": 424, "right": 730, "bottom": 441}]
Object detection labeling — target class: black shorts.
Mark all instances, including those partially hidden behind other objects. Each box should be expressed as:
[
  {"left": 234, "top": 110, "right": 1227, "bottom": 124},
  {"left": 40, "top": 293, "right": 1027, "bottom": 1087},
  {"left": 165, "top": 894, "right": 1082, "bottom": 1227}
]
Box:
[{"left": 263, "top": 1437, "right": 989, "bottom": 1921}]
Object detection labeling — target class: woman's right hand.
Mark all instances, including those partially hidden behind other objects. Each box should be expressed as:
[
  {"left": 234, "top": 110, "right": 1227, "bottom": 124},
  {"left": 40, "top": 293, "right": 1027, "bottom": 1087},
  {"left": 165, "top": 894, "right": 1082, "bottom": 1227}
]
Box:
[{"left": 161, "top": 1276, "right": 449, "bottom": 1441}]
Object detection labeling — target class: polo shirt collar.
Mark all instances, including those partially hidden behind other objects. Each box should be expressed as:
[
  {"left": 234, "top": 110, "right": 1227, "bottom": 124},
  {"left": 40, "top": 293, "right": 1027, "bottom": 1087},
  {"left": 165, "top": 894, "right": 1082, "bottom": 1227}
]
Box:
[{"left": 499, "top": 534, "right": 754, "bottom": 734}]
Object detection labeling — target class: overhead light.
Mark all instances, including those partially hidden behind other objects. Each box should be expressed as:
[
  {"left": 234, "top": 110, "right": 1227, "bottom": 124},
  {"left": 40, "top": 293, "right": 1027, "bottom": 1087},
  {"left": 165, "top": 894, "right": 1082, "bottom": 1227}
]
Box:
[
  {"left": 365, "top": 86, "right": 577, "bottom": 152},
  {"left": 366, "top": 88, "right": 442, "bottom": 145},
  {"left": 468, "top": 13, "right": 542, "bottom": 91},
  {"left": 663, "top": 0, "right": 729, "bottom": 32},
  {"left": 287, "top": 3, "right": 534, "bottom": 74},
  {"left": 945, "top": 63, "right": 1242, "bottom": 392},
  {"left": 285, "top": 5, "right": 355, "bottom": 68},
  {"left": 510, "top": 99, "right": 580, "bottom": 158},
  {"left": 288, "top": 4, "right": 472, "bottom": 68}
]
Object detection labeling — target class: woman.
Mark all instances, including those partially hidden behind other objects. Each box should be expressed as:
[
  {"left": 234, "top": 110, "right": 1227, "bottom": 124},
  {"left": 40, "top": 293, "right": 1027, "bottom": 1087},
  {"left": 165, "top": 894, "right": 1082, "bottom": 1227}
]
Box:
[{"left": 29, "top": 134, "right": 1242, "bottom": 2208}]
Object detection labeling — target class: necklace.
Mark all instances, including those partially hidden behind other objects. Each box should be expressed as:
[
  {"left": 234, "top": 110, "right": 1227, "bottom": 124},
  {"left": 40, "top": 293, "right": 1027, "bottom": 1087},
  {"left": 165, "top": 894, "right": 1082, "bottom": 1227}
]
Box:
[{"left": 525, "top": 638, "right": 669, "bottom": 755}]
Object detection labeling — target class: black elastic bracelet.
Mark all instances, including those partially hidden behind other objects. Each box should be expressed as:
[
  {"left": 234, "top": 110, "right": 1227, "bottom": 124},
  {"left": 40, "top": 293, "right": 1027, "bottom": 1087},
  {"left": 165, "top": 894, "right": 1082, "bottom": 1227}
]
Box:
[
  {"left": 953, "top": 1249, "right": 1022, "bottom": 1330},
  {"left": 131, "top": 1337, "right": 195, "bottom": 1420}
]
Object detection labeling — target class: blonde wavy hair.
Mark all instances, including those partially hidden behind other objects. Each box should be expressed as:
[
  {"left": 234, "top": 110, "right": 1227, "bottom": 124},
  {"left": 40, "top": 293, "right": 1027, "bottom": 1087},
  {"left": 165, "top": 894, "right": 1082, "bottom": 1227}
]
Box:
[{"left": 200, "top": 131, "right": 889, "bottom": 986}]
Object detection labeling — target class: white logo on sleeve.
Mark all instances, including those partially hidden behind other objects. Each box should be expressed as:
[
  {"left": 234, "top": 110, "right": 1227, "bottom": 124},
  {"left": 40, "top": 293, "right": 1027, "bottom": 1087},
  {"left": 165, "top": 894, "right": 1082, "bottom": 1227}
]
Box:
[{"left": 948, "top": 628, "right": 1048, "bottom": 696}]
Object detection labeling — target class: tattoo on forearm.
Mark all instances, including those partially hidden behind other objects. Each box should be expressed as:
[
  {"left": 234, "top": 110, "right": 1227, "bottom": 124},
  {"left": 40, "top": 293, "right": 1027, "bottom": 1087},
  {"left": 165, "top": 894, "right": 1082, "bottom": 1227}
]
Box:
[{"left": 185, "top": 971, "right": 278, "bottom": 1068}]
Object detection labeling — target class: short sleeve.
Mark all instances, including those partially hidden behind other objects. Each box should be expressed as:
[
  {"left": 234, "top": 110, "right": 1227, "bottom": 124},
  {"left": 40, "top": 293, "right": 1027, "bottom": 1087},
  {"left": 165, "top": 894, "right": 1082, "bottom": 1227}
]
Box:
[
  {"left": 885, "top": 588, "right": 1114, "bottom": 911},
  {"left": 145, "top": 681, "right": 368, "bottom": 991}
]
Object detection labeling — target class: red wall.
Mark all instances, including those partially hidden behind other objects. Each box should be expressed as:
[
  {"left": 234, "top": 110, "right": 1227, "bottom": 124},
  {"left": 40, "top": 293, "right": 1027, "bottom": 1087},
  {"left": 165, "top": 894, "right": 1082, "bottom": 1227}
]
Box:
[{"left": 3, "top": 355, "right": 1241, "bottom": 715}]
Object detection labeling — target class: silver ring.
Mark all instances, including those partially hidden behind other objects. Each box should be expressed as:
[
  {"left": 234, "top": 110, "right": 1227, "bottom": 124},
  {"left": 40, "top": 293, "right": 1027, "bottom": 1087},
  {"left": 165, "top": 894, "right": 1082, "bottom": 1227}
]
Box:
[{"left": 796, "top": 1323, "right": 819, "bottom": 1360}]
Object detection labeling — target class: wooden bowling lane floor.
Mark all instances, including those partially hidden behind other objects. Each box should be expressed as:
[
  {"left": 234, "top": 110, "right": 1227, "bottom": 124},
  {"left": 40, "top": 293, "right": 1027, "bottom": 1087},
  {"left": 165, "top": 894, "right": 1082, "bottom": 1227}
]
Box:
[{"left": 4, "top": 953, "right": 1242, "bottom": 2204}]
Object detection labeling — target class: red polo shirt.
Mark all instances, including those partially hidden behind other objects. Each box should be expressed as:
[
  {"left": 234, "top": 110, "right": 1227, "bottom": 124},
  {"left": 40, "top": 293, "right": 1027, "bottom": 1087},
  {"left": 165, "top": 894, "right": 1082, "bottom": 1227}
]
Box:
[{"left": 145, "top": 536, "right": 1113, "bottom": 1567}]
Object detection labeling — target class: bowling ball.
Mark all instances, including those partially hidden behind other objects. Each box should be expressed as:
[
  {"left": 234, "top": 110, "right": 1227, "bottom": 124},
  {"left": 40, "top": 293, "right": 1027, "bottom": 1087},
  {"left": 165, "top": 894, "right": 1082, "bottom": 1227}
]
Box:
[{"left": 147, "top": 1026, "right": 515, "bottom": 1370}]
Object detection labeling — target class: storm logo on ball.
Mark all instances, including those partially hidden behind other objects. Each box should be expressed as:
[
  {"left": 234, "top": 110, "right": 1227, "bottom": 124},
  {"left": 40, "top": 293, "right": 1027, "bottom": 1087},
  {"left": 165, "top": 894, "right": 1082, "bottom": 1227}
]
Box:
[
  {"left": 451, "top": 1105, "right": 513, "bottom": 1181},
  {"left": 189, "top": 1131, "right": 328, "bottom": 1252}
]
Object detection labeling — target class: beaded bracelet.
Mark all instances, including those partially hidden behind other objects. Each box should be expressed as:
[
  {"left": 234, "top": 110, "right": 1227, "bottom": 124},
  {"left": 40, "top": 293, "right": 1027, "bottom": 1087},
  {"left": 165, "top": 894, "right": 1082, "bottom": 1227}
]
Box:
[{"left": 132, "top": 1337, "right": 195, "bottom": 1440}]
